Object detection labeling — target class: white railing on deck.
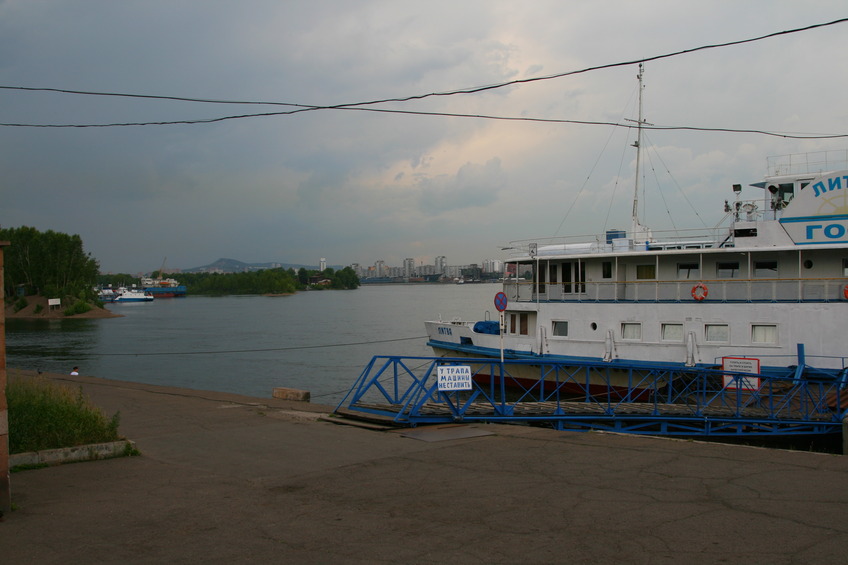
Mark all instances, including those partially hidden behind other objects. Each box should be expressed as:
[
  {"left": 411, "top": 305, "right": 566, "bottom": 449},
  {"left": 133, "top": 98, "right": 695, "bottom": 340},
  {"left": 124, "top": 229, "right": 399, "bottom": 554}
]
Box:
[
  {"left": 767, "top": 150, "right": 848, "bottom": 177},
  {"left": 503, "top": 278, "right": 848, "bottom": 303},
  {"left": 504, "top": 226, "right": 731, "bottom": 259}
]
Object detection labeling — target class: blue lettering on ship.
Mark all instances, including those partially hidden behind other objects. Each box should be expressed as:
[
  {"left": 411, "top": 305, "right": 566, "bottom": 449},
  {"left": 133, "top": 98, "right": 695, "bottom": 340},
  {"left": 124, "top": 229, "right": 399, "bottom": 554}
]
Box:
[
  {"left": 438, "top": 327, "right": 453, "bottom": 336},
  {"left": 812, "top": 175, "right": 848, "bottom": 197},
  {"left": 805, "top": 223, "right": 848, "bottom": 239}
]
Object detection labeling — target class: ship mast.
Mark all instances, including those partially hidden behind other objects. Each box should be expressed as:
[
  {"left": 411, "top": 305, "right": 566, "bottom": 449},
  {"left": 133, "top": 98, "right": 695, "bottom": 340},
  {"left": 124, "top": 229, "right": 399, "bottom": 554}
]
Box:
[{"left": 629, "top": 63, "right": 652, "bottom": 243}]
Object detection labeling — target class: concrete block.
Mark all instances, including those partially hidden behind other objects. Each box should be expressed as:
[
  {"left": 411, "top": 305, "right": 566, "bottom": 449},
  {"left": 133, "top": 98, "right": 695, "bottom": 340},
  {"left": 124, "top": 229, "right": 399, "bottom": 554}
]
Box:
[
  {"left": 10, "top": 440, "right": 135, "bottom": 468},
  {"left": 272, "top": 387, "right": 311, "bottom": 402},
  {"left": 9, "top": 452, "right": 39, "bottom": 467}
]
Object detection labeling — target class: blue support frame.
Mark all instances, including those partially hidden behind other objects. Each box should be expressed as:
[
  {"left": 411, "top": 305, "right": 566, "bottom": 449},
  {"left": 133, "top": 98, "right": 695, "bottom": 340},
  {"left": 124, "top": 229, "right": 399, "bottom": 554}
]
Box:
[{"left": 335, "top": 356, "right": 847, "bottom": 437}]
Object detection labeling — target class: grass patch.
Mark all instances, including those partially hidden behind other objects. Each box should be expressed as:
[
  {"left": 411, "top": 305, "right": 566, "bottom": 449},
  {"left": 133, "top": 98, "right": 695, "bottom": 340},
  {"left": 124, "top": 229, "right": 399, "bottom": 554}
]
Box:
[
  {"left": 63, "top": 299, "right": 92, "bottom": 316},
  {"left": 7, "top": 375, "right": 121, "bottom": 454}
]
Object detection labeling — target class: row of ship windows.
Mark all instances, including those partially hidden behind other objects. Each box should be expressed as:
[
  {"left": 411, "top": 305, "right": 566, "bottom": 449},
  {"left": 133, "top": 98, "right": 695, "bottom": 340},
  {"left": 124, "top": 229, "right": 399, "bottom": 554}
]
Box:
[
  {"left": 545, "top": 320, "right": 777, "bottom": 344},
  {"left": 610, "top": 258, "right": 848, "bottom": 280},
  {"left": 506, "top": 313, "right": 776, "bottom": 344}
]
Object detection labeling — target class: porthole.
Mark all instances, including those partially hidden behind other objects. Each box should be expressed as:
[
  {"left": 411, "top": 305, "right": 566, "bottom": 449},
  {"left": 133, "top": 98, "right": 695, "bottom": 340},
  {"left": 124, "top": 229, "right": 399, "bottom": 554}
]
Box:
[
  {"left": 803, "top": 260, "right": 813, "bottom": 269},
  {"left": 590, "top": 322, "right": 598, "bottom": 331}
]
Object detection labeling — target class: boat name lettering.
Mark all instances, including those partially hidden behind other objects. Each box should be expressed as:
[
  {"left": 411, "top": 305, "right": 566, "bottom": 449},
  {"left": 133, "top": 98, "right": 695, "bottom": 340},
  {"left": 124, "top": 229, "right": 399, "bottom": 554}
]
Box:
[
  {"left": 812, "top": 175, "right": 848, "bottom": 198},
  {"left": 437, "top": 365, "right": 473, "bottom": 391},
  {"left": 437, "top": 327, "right": 453, "bottom": 336},
  {"left": 806, "top": 223, "right": 847, "bottom": 240}
]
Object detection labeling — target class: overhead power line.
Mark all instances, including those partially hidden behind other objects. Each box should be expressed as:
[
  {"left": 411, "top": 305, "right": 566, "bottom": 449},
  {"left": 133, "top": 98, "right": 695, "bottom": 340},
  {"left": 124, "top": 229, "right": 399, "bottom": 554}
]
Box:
[
  {"left": 89, "top": 335, "right": 428, "bottom": 357},
  {"left": 0, "top": 16, "right": 847, "bottom": 137}
]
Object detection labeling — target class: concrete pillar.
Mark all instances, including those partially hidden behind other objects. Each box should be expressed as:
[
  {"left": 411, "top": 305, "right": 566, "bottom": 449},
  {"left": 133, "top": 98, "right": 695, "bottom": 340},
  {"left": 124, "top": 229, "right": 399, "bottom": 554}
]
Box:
[{"left": 1, "top": 240, "right": 11, "bottom": 516}]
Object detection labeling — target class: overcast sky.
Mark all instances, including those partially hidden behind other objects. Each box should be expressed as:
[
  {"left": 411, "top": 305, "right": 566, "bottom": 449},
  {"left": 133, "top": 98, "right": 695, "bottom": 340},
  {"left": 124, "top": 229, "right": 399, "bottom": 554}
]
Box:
[{"left": 1, "top": 1, "right": 847, "bottom": 274}]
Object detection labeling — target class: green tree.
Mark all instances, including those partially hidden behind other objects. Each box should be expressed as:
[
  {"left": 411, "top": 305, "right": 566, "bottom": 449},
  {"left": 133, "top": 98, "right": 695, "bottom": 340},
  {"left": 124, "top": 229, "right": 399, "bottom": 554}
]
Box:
[
  {"left": 332, "top": 266, "right": 360, "bottom": 289},
  {"left": 1, "top": 226, "right": 100, "bottom": 300},
  {"left": 177, "top": 268, "right": 298, "bottom": 295}
]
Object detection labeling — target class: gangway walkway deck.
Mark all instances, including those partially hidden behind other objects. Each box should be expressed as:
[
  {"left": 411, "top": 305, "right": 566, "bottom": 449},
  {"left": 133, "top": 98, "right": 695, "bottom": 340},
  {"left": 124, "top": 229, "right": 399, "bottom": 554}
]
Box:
[{"left": 335, "top": 356, "right": 848, "bottom": 437}]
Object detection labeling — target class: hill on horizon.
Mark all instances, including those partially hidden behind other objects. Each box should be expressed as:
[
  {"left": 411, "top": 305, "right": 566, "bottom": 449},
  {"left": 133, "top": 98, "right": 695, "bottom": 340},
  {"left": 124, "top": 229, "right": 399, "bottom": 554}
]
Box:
[{"left": 183, "top": 258, "right": 342, "bottom": 274}]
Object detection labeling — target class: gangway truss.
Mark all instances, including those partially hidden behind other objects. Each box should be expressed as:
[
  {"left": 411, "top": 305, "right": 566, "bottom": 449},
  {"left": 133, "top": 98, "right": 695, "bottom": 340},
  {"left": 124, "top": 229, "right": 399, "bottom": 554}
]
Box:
[{"left": 335, "top": 356, "right": 848, "bottom": 437}]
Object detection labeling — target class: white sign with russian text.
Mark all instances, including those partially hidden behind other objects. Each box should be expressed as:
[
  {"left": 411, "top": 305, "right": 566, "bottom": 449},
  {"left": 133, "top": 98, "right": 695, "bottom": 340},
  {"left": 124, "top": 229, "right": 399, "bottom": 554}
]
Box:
[
  {"left": 437, "top": 365, "right": 472, "bottom": 391},
  {"left": 722, "top": 357, "right": 761, "bottom": 390}
]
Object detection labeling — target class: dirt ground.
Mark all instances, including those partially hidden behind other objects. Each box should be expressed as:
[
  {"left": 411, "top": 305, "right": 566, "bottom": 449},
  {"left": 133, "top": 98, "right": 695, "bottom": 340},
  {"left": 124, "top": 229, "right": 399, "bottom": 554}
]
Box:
[{"left": 4, "top": 295, "right": 121, "bottom": 320}]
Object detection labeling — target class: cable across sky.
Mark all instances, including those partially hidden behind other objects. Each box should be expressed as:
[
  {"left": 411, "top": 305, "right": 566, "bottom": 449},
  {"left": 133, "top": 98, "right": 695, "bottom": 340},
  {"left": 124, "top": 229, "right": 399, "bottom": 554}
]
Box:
[{"left": 1, "top": 16, "right": 847, "bottom": 138}]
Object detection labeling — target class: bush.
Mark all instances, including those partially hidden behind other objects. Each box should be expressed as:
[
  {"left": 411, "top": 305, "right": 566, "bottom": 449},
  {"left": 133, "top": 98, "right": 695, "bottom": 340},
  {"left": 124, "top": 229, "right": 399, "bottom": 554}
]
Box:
[
  {"left": 63, "top": 299, "right": 92, "bottom": 316},
  {"left": 13, "top": 296, "right": 27, "bottom": 312},
  {"left": 7, "top": 375, "right": 121, "bottom": 454}
]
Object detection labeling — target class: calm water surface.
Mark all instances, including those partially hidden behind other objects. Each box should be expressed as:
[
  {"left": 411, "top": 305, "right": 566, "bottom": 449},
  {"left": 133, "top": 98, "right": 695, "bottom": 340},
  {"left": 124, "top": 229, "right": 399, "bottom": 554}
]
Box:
[{"left": 5, "top": 284, "right": 497, "bottom": 405}]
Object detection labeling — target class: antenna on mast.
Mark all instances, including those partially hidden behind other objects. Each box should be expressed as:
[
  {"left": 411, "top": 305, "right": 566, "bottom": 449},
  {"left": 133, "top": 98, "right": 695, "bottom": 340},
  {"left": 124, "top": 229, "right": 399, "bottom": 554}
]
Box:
[{"left": 624, "top": 63, "right": 653, "bottom": 243}]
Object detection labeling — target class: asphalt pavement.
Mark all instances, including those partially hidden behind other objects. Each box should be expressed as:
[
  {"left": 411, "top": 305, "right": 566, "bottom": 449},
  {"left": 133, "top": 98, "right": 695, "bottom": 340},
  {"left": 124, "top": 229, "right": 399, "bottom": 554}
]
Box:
[{"left": 2, "top": 368, "right": 848, "bottom": 564}]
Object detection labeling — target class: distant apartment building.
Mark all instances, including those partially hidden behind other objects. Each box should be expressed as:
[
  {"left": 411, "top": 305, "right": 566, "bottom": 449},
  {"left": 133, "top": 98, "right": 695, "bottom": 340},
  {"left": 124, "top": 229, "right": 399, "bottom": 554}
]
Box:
[
  {"left": 482, "top": 259, "right": 503, "bottom": 273},
  {"left": 403, "top": 258, "right": 415, "bottom": 277},
  {"left": 435, "top": 255, "right": 447, "bottom": 274},
  {"left": 418, "top": 264, "right": 435, "bottom": 276}
]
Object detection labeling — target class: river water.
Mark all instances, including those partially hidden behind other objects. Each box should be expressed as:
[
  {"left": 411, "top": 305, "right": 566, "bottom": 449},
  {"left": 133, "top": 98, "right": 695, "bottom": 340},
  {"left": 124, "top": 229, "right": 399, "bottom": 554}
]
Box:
[{"left": 5, "top": 284, "right": 497, "bottom": 405}]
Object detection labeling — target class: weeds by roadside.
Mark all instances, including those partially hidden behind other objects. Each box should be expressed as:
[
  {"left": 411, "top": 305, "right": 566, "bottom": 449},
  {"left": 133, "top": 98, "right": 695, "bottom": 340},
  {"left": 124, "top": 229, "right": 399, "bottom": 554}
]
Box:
[{"left": 7, "top": 375, "right": 121, "bottom": 454}]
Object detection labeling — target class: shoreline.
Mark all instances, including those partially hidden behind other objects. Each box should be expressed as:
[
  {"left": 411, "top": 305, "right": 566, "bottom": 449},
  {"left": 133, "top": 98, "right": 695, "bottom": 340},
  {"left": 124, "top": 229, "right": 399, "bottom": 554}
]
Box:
[{"left": 4, "top": 295, "right": 121, "bottom": 320}]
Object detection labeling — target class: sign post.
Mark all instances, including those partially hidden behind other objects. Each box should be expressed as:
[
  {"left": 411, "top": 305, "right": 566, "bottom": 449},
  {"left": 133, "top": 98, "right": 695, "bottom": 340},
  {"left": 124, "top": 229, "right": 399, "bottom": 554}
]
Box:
[{"left": 494, "top": 292, "right": 508, "bottom": 365}]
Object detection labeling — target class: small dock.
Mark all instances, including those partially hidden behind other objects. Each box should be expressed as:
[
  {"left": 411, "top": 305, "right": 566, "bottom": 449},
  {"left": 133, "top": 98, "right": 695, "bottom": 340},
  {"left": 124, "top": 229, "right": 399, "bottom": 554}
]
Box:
[{"left": 336, "top": 356, "right": 847, "bottom": 437}]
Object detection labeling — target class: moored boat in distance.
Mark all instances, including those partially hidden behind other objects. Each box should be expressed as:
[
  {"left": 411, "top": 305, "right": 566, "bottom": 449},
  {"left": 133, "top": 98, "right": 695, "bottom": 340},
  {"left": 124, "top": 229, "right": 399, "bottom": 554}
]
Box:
[
  {"left": 425, "top": 67, "right": 848, "bottom": 395},
  {"left": 141, "top": 276, "right": 187, "bottom": 297},
  {"left": 114, "top": 287, "right": 154, "bottom": 302},
  {"left": 98, "top": 286, "right": 154, "bottom": 303}
]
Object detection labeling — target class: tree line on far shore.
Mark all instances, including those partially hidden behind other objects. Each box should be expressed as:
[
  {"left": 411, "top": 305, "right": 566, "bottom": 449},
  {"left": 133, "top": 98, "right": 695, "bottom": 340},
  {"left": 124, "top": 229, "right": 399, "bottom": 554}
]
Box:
[
  {"left": 2, "top": 226, "right": 360, "bottom": 309},
  {"left": 102, "top": 266, "right": 360, "bottom": 295}
]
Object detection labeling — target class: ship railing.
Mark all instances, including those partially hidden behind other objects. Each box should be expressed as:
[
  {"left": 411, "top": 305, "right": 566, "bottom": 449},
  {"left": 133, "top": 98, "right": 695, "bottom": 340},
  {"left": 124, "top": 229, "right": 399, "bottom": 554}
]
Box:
[
  {"left": 336, "top": 356, "right": 846, "bottom": 436},
  {"left": 503, "top": 227, "right": 730, "bottom": 259},
  {"left": 767, "top": 150, "right": 848, "bottom": 177},
  {"left": 504, "top": 277, "right": 848, "bottom": 303}
]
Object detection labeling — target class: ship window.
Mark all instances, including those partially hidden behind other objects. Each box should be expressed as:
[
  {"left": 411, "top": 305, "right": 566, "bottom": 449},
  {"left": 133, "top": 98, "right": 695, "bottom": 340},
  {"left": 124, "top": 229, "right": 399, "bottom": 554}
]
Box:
[
  {"left": 536, "top": 265, "right": 547, "bottom": 294},
  {"left": 754, "top": 261, "right": 778, "bottom": 278},
  {"left": 552, "top": 321, "right": 568, "bottom": 337},
  {"left": 734, "top": 228, "right": 757, "bottom": 238},
  {"left": 661, "top": 323, "right": 684, "bottom": 341},
  {"left": 602, "top": 261, "right": 612, "bottom": 279},
  {"left": 636, "top": 264, "right": 656, "bottom": 280},
  {"left": 705, "top": 324, "right": 729, "bottom": 343},
  {"left": 716, "top": 262, "right": 739, "bottom": 278},
  {"left": 677, "top": 263, "right": 700, "bottom": 279},
  {"left": 621, "top": 322, "right": 642, "bottom": 340},
  {"left": 561, "top": 261, "right": 586, "bottom": 293},
  {"left": 751, "top": 324, "right": 777, "bottom": 344},
  {"left": 843, "top": 259, "right": 848, "bottom": 276},
  {"left": 510, "top": 313, "right": 529, "bottom": 335}
]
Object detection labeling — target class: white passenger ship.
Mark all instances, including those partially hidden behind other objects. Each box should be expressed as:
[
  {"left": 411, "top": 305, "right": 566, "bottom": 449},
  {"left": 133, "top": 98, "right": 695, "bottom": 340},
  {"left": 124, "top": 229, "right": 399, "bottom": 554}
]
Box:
[{"left": 426, "top": 69, "right": 848, "bottom": 390}]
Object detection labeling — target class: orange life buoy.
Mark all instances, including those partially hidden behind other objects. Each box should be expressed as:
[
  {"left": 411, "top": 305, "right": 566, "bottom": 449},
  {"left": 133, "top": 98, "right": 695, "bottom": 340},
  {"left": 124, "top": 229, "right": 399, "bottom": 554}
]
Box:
[
  {"left": 691, "top": 283, "right": 708, "bottom": 301},
  {"left": 843, "top": 284, "right": 848, "bottom": 300}
]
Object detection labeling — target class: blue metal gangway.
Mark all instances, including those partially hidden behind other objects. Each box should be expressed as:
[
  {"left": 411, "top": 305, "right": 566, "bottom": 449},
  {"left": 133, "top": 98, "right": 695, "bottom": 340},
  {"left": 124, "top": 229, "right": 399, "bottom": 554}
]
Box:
[{"left": 335, "top": 355, "right": 848, "bottom": 437}]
